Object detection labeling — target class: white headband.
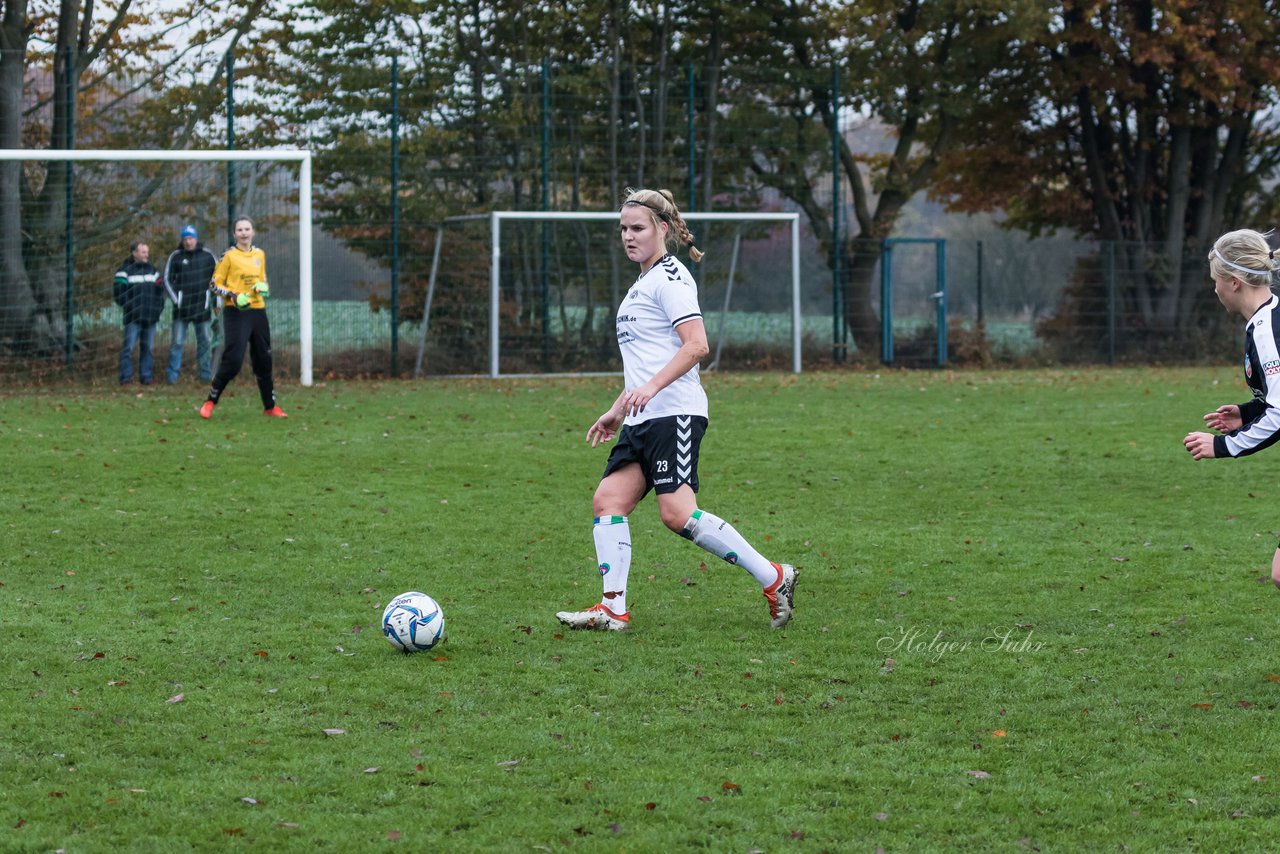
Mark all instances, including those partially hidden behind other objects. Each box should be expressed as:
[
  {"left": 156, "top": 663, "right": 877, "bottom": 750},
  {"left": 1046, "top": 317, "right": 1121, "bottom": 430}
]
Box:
[{"left": 1214, "top": 248, "right": 1271, "bottom": 277}]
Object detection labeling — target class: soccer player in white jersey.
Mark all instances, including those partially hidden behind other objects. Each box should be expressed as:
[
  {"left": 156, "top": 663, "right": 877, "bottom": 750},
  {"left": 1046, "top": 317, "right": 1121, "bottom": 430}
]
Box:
[
  {"left": 1184, "top": 229, "right": 1280, "bottom": 588},
  {"left": 556, "top": 188, "right": 798, "bottom": 632}
]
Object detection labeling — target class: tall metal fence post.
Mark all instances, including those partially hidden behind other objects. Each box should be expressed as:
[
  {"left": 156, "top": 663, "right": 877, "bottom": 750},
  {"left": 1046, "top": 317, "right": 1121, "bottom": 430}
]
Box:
[
  {"left": 1107, "top": 241, "right": 1117, "bottom": 365},
  {"left": 225, "top": 50, "right": 235, "bottom": 243},
  {"left": 687, "top": 64, "right": 696, "bottom": 212},
  {"left": 541, "top": 59, "right": 551, "bottom": 368},
  {"left": 831, "top": 62, "right": 843, "bottom": 363},
  {"left": 389, "top": 56, "right": 401, "bottom": 376},
  {"left": 62, "top": 45, "right": 76, "bottom": 368},
  {"left": 881, "top": 241, "right": 893, "bottom": 365},
  {"left": 976, "top": 240, "right": 984, "bottom": 326},
  {"left": 936, "top": 240, "right": 947, "bottom": 366}
]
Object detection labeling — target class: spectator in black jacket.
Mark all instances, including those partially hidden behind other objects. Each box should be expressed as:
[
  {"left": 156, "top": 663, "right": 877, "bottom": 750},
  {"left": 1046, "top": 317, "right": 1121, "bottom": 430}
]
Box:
[
  {"left": 162, "top": 225, "right": 218, "bottom": 383},
  {"left": 113, "top": 241, "right": 165, "bottom": 385}
]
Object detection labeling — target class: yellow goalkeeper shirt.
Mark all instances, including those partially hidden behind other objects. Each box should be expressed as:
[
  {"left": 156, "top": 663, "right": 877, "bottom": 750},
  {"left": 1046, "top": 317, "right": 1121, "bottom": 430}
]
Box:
[{"left": 212, "top": 246, "right": 268, "bottom": 309}]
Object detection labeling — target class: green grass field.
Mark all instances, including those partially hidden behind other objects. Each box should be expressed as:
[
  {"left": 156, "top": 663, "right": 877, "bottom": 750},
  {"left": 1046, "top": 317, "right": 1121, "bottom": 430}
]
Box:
[{"left": 3, "top": 368, "right": 1280, "bottom": 851}]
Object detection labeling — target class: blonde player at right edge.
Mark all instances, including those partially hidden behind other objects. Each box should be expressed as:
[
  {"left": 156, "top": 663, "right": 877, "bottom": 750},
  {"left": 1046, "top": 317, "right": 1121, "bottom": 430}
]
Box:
[
  {"left": 1184, "top": 229, "right": 1280, "bottom": 588},
  {"left": 556, "top": 188, "right": 798, "bottom": 633}
]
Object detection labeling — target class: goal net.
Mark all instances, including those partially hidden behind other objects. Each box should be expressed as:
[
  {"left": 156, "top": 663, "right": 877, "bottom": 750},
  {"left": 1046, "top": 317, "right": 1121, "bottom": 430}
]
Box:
[
  {"left": 0, "top": 149, "right": 314, "bottom": 386},
  {"left": 414, "top": 211, "right": 803, "bottom": 378}
]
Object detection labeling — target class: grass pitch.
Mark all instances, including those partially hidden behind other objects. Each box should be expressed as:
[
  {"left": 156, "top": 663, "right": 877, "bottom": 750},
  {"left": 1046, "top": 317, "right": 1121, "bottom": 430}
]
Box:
[{"left": 3, "top": 368, "right": 1280, "bottom": 851}]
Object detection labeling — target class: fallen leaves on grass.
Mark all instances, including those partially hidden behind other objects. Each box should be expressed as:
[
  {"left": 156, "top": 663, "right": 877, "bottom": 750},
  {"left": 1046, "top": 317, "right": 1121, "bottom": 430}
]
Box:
[
  {"left": 166, "top": 694, "right": 184, "bottom": 704},
  {"left": 322, "top": 728, "right": 346, "bottom": 736},
  {"left": 966, "top": 770, "right": 992, "bottom": 779},
  {"left": 1190, "top": 703, "right": 1213, "bottom": 710},
  {"left": 992, "top": 730, "right": 1008, "bottom": 738}
]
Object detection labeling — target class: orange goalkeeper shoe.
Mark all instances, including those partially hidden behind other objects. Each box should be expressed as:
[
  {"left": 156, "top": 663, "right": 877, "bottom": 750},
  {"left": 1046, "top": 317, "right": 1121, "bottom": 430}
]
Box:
[
  {"left": 264, "top": 406, "right": 289, "bottom": 418},
  {"left": 199, "top": 400, "right": 215, "bottom": 419}
]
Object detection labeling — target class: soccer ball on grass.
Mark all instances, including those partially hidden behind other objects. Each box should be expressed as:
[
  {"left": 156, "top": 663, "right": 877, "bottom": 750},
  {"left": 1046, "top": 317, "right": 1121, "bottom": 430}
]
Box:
[{"left": 382, "top": 592, "right": 445, "bottom": 653}]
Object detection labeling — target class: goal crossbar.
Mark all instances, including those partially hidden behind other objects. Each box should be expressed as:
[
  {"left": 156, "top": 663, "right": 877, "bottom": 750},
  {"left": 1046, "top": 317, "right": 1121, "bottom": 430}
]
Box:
[
  {"left": 489, "top": 210, "right": 803, "bottom": 376},
  {"left": 0, "top": 149, "right": 315, "bottom": 386}
]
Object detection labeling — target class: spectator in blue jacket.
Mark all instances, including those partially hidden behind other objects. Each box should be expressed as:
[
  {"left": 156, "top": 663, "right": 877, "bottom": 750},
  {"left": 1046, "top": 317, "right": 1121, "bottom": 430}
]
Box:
[
  {"left": 113, "top": 241, "right": 166, "bottom": 385},
  {"left": 162, "top": 225, "right": 217, "bottom": 383}
]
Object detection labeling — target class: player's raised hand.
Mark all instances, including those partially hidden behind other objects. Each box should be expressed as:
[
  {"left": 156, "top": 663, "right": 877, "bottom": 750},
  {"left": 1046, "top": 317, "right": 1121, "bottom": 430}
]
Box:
[{"left": 1202, "top": 404, "right": 1242, "bottom": 433}]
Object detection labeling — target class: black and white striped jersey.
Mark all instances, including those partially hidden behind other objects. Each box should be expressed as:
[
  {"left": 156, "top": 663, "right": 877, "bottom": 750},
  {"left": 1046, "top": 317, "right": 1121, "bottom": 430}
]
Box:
[
  {"left": 1215, "top": 293, "right": 1280, "bottom": 458},
  {"left": 616, "top": 253, "right": 708, "bottom": 425}
]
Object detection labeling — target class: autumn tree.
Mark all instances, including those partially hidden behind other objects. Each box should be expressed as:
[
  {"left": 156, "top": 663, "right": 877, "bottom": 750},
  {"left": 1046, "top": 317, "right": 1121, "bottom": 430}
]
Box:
[
  {"left": 705, "top": 0, "right": 1050, "bottom": 359},
  {"left": 936, "top": 0, "right": 1280, "bottom": 353},
  {"left": 0, "top": 0, "right": 269, "bottom": 358}
]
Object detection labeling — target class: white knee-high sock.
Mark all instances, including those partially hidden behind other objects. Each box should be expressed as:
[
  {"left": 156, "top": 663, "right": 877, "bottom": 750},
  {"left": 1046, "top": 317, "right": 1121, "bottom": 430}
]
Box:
[
  {"left": 594, "top": 515, "right": 632, "bottom": 613},
  {"left": 682, "top": 509, "right": 778, "bottom": 586}
]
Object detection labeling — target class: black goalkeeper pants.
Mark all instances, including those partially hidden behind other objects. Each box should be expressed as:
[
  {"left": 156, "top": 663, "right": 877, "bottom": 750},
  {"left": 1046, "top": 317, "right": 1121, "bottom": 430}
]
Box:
[{"left": 208, "top": 306, "right": 276, "bottom": 409}]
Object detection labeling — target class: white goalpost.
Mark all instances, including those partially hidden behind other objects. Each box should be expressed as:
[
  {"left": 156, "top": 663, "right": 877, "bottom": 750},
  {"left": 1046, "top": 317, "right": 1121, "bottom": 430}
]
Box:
[
  {"left": 486, "top": 210, "right": 803, "bottom": 378},
  {"left": 0, "top": 148, "right": 315, "bottom": 386}
]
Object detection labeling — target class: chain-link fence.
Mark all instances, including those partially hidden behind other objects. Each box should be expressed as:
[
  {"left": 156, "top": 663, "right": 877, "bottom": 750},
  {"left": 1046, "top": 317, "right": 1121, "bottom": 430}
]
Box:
[{"left": 0, "top": 50, "right": 1243, "bottom": 385}]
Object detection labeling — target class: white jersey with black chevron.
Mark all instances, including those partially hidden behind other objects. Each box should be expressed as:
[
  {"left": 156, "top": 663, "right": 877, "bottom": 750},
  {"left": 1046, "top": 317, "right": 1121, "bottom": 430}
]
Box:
[
  {"left": 615, "top": 253, "right": 708, "bottom": 425},
  {"left": 1220, "top": 293, "right": 1280, "bottom": 458}
]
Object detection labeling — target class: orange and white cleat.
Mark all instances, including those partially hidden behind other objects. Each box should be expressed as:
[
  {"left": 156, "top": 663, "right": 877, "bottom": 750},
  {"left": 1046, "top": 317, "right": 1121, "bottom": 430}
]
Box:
[
  {"left": 763, "top": 563, "right": 798, "bottom": 628},
  {"left": 555, "top": 603, "right": 630, "bottom": 632},
  {"left": 264, "top": 406, "right": 289, "bottom": 418}
]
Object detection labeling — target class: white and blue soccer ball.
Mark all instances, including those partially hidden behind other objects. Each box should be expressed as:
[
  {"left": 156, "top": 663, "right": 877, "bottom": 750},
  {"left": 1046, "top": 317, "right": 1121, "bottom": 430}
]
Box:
[{"left": 382, "top": 592, "right": 445, "bottom": 653}]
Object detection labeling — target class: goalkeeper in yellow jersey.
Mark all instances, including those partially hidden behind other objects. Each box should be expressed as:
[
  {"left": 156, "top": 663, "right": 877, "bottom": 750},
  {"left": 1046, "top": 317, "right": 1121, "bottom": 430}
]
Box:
[{"left": 199, "top": 216, "right": 287, "bottom": 419}]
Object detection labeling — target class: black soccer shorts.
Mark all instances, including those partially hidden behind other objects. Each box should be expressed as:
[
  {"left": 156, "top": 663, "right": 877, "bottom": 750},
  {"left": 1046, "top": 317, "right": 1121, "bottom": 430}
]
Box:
[{"left": 602, "top": 414, "right": 708, "bottom": 496}]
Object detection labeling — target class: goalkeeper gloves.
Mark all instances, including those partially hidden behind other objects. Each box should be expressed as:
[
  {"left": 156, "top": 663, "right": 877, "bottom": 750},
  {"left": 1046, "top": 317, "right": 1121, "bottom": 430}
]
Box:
[
  {"left": 235, "top": 292, "right": 251, "bottom": 309},
  {"left": 252, "top": 281, "right": 270, "bottom": 298}
]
